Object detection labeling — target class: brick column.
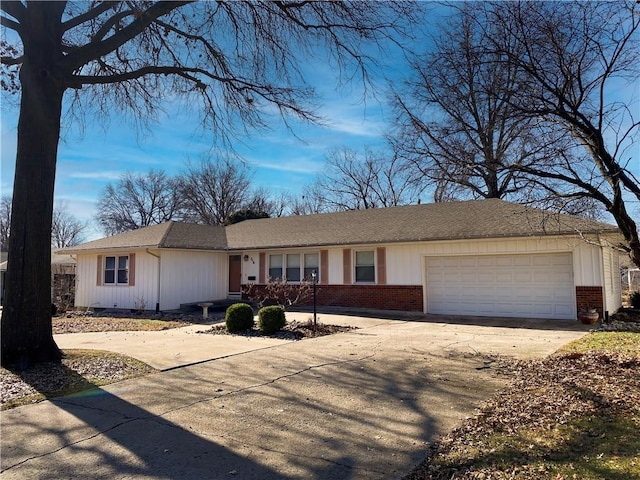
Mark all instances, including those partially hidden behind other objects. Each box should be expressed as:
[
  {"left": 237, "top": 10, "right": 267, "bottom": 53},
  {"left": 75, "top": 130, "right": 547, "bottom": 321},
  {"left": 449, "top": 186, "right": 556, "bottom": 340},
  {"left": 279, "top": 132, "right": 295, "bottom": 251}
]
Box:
[{"left": 575, "top": 286, "right": 603, "bottom": 317}]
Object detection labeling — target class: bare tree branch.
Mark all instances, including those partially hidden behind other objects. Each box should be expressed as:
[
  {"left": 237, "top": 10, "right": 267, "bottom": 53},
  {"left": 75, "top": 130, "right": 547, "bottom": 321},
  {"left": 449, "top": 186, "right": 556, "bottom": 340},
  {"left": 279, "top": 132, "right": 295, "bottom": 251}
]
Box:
[
  {"left": 0, "top": 1, "right": 27, "bottom": 27},
  {"left": 62, "top": 1, "right": 192, "bottom": 72},
  {"left": 0, "top": 14, "right": 20, "bottom": 32},
  {"left": 96, "top": 169, "right": 185, "bottom": 235},
  {"left": 61, "top": 1, "right": 114, "bottom": 32}
]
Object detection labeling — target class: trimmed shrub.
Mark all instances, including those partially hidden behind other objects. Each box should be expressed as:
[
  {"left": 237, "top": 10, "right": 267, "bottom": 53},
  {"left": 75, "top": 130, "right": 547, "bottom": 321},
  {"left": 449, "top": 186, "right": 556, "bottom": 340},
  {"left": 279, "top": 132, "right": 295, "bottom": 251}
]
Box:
[
  {"left": 258, "top": 305, "right": 286, "bottom": 334},
  {"left": 225, "top": 303, "right": 254, "bottom": 332}
]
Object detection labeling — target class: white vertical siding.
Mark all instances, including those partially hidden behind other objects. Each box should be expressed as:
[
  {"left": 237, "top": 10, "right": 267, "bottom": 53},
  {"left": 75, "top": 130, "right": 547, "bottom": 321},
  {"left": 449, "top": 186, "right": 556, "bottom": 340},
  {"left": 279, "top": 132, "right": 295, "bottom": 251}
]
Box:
[
  {"left": 241, "top": 251, "right": 260, "bottom": 283},
  {"left": 327, "top": 248, "right": 344, "bottom": 284},
  {"left": 572, "top": 242, "right": 603, "bottom": 286},
  {"left": 603, "top": 249, "right": 622, "bottom": 314},
  {"left": 75, "top": 250, "right": 159, "bottom": 310},
  {"left": 159, "top": 250, "right": 227, "bottom": 310},
  {"left": 75, "top": 249, "right": 228, "bottom": 311}
]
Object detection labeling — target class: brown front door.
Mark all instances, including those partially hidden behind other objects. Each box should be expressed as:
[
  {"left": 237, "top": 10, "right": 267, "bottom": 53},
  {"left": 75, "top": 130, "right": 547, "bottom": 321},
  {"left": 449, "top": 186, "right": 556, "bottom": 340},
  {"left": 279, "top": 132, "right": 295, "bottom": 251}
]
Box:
[{"left": 228, "top": 255, "right": 242, "bottom": 294}]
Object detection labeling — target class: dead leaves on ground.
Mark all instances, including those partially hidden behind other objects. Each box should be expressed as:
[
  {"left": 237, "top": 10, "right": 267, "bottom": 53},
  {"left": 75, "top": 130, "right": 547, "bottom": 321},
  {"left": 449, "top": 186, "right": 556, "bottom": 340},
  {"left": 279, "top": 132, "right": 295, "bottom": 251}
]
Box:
[{"left": 407, "top": 352, "right": 640, "bottom": 480}]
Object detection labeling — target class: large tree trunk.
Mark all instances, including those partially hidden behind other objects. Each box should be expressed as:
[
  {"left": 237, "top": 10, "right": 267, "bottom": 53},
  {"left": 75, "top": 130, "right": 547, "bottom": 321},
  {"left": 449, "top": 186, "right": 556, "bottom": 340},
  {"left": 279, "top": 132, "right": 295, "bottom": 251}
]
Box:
[{"left": 1, "top": 3, "right": 66, "bottom": 368}]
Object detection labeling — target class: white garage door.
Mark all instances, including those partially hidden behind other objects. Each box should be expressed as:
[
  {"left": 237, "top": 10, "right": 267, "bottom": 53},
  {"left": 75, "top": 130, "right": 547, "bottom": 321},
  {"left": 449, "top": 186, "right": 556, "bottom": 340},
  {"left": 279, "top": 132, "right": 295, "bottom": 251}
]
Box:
[{"left": 426, "top": 253, "right": 575, "bottom": 319}]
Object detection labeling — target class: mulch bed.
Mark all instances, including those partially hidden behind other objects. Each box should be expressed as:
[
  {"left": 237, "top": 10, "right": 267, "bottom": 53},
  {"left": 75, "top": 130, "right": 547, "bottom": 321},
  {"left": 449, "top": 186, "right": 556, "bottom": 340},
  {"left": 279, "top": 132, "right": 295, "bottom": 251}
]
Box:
[{"left": 197, "top": 320, "right": 357, "bottom": 340}]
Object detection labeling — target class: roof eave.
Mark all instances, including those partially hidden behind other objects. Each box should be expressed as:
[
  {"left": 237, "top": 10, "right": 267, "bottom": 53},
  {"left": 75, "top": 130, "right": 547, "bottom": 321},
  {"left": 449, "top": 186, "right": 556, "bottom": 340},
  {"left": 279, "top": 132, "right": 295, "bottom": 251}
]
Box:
[
  {"left": 227, "top": 228, "right": 620, "bottom": 251},
  {"left": 60, "top": 244, "right": 162, "bottom": 255}
]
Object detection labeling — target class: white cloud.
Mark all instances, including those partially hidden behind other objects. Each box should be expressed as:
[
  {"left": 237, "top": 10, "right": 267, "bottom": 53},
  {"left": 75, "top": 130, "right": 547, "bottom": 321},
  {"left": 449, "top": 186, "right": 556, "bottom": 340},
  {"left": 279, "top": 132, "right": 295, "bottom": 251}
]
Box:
[
  {"left": 67, "top": 170, "right": 124, "bottom": 181},
  {"left": 247, "top": 155, "right": 324, "bottom": 174}
]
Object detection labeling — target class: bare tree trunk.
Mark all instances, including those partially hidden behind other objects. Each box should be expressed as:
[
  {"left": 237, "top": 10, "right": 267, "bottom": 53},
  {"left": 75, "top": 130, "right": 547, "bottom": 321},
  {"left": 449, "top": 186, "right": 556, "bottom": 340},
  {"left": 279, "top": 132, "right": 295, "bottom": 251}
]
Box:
[{"left": 1, "top": 4, "right": 65, "bottom": 367}]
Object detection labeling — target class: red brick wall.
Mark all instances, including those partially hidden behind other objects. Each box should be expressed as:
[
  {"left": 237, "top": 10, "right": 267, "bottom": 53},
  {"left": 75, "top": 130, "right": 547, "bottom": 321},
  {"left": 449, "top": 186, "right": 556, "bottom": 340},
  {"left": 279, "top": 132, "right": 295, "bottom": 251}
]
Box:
[
  {"left": 243, "top": 284, "right": 424, "bottom": 312},
  {"left": 576, "top": 286, "right": 603, "bottom": 316}
]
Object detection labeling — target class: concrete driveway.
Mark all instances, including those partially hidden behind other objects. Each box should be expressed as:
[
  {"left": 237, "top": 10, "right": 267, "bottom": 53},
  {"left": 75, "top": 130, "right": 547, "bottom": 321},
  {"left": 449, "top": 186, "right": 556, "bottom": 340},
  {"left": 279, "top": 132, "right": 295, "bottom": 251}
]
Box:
[{"left": 1, "top": 313, "right": 589, "bottom": 479}]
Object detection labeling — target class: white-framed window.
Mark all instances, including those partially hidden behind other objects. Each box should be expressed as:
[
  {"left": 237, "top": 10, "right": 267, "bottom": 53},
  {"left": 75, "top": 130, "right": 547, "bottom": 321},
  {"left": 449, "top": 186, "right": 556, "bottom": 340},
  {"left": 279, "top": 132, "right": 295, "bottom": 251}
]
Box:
[
  {"left": 269, "top": 254, "right": 283, "bottom": 280},
  {"left": 105, "top": 255, "right": 129, "bottom": 285},
  {"left": 286, "top": 254, "right": 301, "bottom": 282},
  {"left": 304, "top": 253, "right": 319, "bottom": 281},
  {"left": 268, "top": 252, "right": 320, "bottom": 283},
  {"left": 355, "top": 250, "right": 375, "bottom": 283}
]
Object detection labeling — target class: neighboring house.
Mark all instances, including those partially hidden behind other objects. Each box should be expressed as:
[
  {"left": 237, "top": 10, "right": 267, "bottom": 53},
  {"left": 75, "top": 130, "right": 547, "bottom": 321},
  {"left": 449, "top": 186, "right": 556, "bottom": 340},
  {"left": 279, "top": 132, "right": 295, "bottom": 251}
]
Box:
[
  {"left": 620, "top": 255, "right": 640, "bottom": 293},
  {"left": 0, "top": 250, "right": 76, "bottom": 307},
  {"left": 60, "top": 199, "right": 624, "bottom": 321}
]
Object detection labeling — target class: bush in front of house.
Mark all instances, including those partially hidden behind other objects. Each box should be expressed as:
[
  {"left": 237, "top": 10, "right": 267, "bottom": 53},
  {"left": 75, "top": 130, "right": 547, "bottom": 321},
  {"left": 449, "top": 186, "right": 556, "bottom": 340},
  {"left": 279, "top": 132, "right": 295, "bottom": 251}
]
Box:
[
  {"left": 225, "top": 303, "right": 255, "bottom": 332},
  {"left": 258, "top": 305, "right": 286, "bottom": 334}
]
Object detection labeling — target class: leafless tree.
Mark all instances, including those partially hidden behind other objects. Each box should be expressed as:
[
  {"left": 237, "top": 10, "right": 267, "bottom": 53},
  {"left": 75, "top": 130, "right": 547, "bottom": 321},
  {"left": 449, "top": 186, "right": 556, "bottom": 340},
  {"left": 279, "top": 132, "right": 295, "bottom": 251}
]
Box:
[
  {"left": 243, "top": 277, "right": 314, "bottom": 310},
  {"left": 311, "top": 146, "right": 425, "bottom": 211},
  {"left": 0, "top": 195, "right": 10, "bottom": 251},
  {"left": 2, "top": 196, "right": 86, "bottom": 249},
  {"left": 476, "top": 1, "right": 640, "bottom": 267},
  {"left": 51, "top": 202, "right": 86, "bottom": 248},
  {"left": 95, "top": 169, "right": 184, "bottom": 235},
  {"left": 289, "top": 184, "right": 330, "bottom": 216},
  {"left": 390, "top": 3, "right": 561, "bottom": 204},
  {"left": 246, "top": 187, "right": 288, "bottom": 218},
  {"left": 178, "top": 157, "right": 253, "bottom": 225},
  {"left": 0, "top": 1, "right": 417, "bottom": 366}
]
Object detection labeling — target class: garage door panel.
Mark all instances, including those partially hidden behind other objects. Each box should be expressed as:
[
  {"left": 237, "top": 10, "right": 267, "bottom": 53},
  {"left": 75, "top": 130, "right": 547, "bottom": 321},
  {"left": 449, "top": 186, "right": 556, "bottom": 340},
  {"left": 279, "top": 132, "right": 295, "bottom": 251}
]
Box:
[
  {"left": 513, "top": 256, "right": 533, "bottom": 266},
  {"left": 555, "top": 287, "right": 574, "bottom": 298},
  {"left": 426, "top": 253, "right": 575, "bottom": 320},
  {"left": 477, "top": 257, "right": 495, "bottom": 267},
  {"left": 514, "top": 272, "right": 533, "bottom": 282},
  {"left": 495, "top": 272, "right": 514, "bottom": 283},
  {"left": 478, "top": 272, "right": 494, "bottom": 282},
  {"left": 555, "top": 305, "right": 574, "bottom": 316},
  {"left": 461, "top": 272, "right": 478, "bottom": 282},
  {"left": 495, "top": 256, "right": 513, "bottom": 267}
]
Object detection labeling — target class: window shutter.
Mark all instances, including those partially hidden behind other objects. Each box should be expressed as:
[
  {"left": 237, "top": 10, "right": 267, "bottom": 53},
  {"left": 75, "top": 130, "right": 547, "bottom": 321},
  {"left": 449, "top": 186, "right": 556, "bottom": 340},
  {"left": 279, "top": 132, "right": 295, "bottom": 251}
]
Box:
[
  {"left": 376, "top": 247, "right": 386, "bottom": 285},
  {"left": 343, "top": 249, "right": 351, "bottom": 284},
  {"left": 96, "top": 255, "right": 102, "bottom": 286},
  {"left": 129, "top": 253, "right": 136, "bottom": 286},
  {"left": 320, "top": 250, "right": 329, "bottom": 285},
  {"left": 259, "top": 252, "right": 266, "bottom": 283}
]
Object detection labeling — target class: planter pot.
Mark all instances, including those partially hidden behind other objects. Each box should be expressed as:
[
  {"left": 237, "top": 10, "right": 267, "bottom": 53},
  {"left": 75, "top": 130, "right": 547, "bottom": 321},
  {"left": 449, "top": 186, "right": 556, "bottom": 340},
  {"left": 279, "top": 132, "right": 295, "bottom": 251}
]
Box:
[{"left": 578, "top": 309, "right": 599, "bottom": 325}]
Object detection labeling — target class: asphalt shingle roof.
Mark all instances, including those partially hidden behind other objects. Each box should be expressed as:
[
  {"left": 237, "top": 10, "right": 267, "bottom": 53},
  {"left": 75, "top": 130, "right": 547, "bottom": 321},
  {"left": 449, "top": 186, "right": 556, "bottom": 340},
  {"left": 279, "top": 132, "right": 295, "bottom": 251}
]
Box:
[
  {"left": 61, "top": 222, "right": 226, "bottom": 252},
  {"left": 62, "top": 199, "right": 620, "bottom": 253}
]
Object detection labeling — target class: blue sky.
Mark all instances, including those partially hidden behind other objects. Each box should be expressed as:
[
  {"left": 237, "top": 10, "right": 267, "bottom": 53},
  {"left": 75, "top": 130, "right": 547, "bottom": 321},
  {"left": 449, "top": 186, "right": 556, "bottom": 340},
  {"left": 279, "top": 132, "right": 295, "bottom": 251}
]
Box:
[
  {"left": 0, "top": 38, "right": 402, "bottom": 241},
  {"left": 1, "top": 4, "right": 638, "bottom": 241}
]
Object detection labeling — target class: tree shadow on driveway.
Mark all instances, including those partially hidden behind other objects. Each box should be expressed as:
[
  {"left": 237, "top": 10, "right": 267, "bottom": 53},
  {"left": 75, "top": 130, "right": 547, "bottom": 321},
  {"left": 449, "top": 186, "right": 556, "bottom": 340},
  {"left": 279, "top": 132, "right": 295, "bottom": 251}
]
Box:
[
  {"left": 2, "top": 324, "right": 514, "bottom": 479},
  {"left": 119, "top": 335, "right": 509, "bottom": 479},
  {"left": 0, "top": 364, "right": 293, "bottom": 479}
]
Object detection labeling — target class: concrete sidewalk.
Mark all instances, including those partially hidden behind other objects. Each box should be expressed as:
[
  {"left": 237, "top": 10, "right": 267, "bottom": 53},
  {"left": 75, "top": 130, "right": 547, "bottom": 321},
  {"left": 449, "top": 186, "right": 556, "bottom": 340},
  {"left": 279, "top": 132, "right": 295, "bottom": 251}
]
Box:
[{"left": 1, "top": 314, "right": 589, "bottom": 479}]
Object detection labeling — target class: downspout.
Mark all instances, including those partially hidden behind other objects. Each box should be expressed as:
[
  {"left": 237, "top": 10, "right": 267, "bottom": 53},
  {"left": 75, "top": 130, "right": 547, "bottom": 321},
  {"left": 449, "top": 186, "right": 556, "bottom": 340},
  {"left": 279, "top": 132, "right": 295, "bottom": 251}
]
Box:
[
  {"left": 597, "top": 233, "right": 609, "bottom": 322},
  {"left": 146, "top": 249, "right": 161, "bottom": 313},
  {"left": 70, "top": 255, "right": 77, "bottom": 307}
]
